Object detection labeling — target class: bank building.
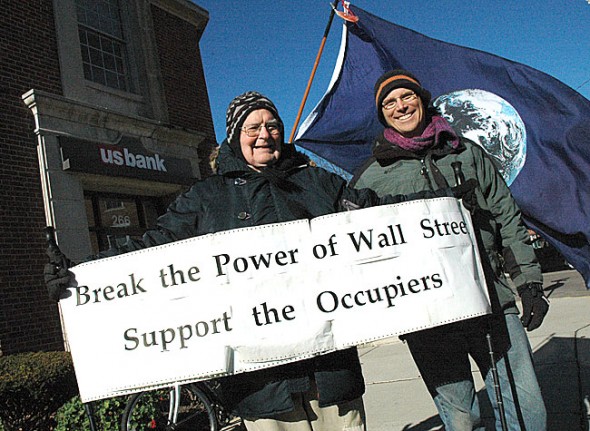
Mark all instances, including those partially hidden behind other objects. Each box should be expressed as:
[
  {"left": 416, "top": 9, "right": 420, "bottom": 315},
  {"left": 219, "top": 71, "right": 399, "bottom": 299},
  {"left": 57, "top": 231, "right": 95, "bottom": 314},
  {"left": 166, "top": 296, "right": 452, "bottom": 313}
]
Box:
[{"left": 0, "top": 0, "right": 217, "bottom": 355}]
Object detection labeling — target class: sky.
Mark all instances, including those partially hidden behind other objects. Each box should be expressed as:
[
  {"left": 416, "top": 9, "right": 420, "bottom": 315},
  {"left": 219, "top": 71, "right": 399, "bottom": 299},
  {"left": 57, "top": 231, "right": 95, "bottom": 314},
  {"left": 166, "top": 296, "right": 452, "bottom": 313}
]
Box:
[{"left": 193, "top": 0, "right": 590, "bottom": 144}]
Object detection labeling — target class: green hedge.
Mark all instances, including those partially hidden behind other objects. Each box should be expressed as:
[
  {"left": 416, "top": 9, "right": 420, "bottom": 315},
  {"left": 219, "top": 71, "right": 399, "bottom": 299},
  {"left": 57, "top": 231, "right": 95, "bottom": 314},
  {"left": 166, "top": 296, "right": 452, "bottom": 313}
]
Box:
[
  {"left": 0, "top": 351, "right": 78, "bottom": 431},
  {"left": 54, "top": 396, "right": 127, "bottom": 431}
]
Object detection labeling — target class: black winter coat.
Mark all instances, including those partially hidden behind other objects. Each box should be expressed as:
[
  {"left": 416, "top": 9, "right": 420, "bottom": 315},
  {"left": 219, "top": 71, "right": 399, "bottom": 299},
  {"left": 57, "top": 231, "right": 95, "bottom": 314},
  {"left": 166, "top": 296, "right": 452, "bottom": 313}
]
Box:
[
  {"left": 124, "top": 142, "right": 415, "bottom": 418},
  {"left": 135, "top": 143, "right": 408, "bottom": 247}
]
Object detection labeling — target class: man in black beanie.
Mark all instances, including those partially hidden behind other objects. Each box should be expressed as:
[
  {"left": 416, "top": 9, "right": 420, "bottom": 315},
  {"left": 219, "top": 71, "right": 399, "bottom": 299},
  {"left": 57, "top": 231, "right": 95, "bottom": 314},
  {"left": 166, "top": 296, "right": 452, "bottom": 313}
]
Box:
[{"left": 352, "top": 69, "right": 549, "bottom": 430}]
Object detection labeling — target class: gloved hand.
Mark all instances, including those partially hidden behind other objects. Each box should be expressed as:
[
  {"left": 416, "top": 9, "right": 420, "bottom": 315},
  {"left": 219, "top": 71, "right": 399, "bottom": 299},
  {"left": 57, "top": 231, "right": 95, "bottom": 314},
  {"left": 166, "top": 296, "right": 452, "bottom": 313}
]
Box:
[
  {"left": 517, "top": 282, "right": 549, "bottom": 331},
  {"left": 44, "top": 246, "right": 73, "bottom": 301},
  {"left": 450, "top": 178, "right": 479, "bottom": 212}
]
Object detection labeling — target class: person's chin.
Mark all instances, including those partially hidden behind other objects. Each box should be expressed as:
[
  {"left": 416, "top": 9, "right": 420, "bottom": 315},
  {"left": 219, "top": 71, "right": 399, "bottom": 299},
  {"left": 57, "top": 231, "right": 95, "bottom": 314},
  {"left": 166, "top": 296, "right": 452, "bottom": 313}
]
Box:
[{"left": 253, "top": 156, "right": 278, "bottom": 167}]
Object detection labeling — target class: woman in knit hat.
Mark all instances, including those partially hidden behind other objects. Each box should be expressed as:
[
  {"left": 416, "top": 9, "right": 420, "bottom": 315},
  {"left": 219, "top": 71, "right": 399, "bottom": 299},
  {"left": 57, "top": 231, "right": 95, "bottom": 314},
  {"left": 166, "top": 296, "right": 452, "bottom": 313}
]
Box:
[
  {"left": 45, "top": 90, "right": 474, "bottom": 431},
  {"left": 352, "top": 69, "right": 548, "bottom": 431}
]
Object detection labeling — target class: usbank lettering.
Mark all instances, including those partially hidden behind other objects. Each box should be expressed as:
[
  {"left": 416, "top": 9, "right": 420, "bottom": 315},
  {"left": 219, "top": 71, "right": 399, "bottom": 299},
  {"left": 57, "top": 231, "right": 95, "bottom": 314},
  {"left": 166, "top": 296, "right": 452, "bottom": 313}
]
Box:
[{"left": 100, "top": 147, "right": 167, "bottom": 172}]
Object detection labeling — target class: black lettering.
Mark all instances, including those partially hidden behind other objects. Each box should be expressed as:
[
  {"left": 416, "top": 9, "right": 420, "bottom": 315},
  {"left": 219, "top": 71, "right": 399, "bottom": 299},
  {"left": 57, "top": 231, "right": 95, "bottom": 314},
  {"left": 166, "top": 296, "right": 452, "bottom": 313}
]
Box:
[
  {"left": 195, "top": 321, "right": 209, "bottom": 337},
  {"left": 365, "top": 288, "right": 383, "bottom": 303},
  {"left": 459, "top": 221, "right": 468, "bottom": 234},
  {"left": 159, "top": 268, "right": 169, "bottom": 287},
  {"left": 274, "top": 251, "right": 288, "bottom": 266},
  {"left": 420, "top": 276, "right": 431, "bottom": 291},
  {"left": 396, "top": 276, "right": 408, "bottom": 296},
  {"left": 282, "top": 305, "right": 296, "bottom": 321},
  {"left": 142, "top": 331, "right": 157, "bottom": 348},
  {"left": 252, "top": 306, "right": 263, "bottom": 326},
  {"left": 129, "top": 273, "right": 145, "bottom": 294},
  {"left": 317, "top": 290, "right": 338, "bottom": 313},
  {"left": 381, "top": 284, "right": 398, "bottom": 307},
  {"left": 288, "top": 249, "right": 300, "bottom": 263},
  {"left": 103, "top": 285, "right": 115, "bottom": 300},
  {"left": 251, "top": 302, "right": 291, "bottom": 325},
  {"left": 313, "top": 243, "right": 328, "bottom": 259},
  {"left": 347, "top": 230, "right": 373, "bottom": 252},
  {"left": 209, "top": 318, "right": 221, "bottom": 334},
  {"left": 167, "top": 265, "right": 186, "bottom": 285},
  {"left": 249, "top": 253, "right": 272, "bottom": 270},
  {"left": 213, "top": 253, "right": 230, "bottom": 276},
  {"left": 76, "top": 285, "right": 90, "bottom": 306},
  {"left": 188, "top": 266, "right": 200, "bottom": 282},
  {"left": 178, "top": 325, "right": 192, "bottom": 349},
  {"left": 160, "top": 328, "right": 176, "bottom": 351},
  {"left": 233, "top": 257, "right": 248, "bottom": 273},
  {"left": 342, "top": 293, "right": 354, "bottom": 309},
  {"left": 407, "top": 278, "right": 421, "bottom": 293},
  {"left": 92, "top": 288, "right": 102, "bottom": 303},
  {"left": 124, "top": 328, "right": 139, "bottom": 351},
  {"left": 222, "top": 311, "right": 233, "bottom": 331},
  {"left": 421, "top": 218, "right": 435, "bottom": 238},
  {"left": 435, "top": 220, "right": 451, "bottom": 236},
  {"left": 354, "top": 291, "right": 367, "bottom": 306},
  {"left": 116, "top": 283, "right": 128, "bottom": 298}
]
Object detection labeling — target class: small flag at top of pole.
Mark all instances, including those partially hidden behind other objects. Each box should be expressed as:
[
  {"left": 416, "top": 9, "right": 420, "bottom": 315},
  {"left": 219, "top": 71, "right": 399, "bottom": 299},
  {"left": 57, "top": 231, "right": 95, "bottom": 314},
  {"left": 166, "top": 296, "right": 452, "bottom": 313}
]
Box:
[{"left": 331, "top": 1, "right": 359, "bottom": 23}]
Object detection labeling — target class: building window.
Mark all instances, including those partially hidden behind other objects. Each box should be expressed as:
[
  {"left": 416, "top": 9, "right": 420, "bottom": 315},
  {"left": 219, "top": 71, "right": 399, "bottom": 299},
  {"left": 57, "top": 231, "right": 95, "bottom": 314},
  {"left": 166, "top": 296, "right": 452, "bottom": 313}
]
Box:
[
  {"left": 84, "top": 192, "right": 164, "bottom": 253},
  {"left": 76, "top": 0, "right": 129, "bottom": 91}
]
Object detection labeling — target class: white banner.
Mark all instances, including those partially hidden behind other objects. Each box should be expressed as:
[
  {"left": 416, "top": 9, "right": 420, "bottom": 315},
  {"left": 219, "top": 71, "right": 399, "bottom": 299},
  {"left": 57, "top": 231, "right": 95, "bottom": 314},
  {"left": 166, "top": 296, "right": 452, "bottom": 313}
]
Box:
[{"left": 60, "top": 198, "right": 490, "bottom": 401}]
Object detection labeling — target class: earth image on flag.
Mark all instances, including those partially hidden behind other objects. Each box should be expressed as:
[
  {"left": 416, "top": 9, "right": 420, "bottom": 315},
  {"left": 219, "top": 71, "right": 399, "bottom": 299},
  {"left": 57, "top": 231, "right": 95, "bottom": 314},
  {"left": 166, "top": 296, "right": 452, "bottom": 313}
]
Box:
[{"left": 434, "top": 89, "right": 527, "bottom": 186}]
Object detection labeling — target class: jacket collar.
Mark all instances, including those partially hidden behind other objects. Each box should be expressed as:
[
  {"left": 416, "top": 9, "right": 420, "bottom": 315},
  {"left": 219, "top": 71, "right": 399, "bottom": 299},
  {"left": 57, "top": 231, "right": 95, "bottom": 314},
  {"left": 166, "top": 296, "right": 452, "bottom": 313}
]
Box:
[
  {"left": 372, "top": 130, "right": 466, "bottom": 167},
  {"left": 217, "top": 140, "right": 310, "bottom": 177}
]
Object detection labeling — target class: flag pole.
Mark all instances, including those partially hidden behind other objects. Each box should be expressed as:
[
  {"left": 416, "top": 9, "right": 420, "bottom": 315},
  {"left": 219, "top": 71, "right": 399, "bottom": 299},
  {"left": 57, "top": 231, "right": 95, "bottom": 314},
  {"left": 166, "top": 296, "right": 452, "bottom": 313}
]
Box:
[{"left": 288, "top": 1, "right": 340, "bottom": 143}]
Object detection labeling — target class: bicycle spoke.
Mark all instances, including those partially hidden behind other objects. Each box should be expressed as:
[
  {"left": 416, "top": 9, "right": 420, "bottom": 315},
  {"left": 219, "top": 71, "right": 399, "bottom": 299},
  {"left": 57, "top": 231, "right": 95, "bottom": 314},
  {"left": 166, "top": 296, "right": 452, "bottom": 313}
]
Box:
[{"left": 122, "top": 384, "right": 219, "bottom": 431}]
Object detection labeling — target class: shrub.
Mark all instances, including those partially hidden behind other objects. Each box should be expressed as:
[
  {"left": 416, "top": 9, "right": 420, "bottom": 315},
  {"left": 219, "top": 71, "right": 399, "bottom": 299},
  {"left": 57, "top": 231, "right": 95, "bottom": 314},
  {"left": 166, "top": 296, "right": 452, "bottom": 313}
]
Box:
[
  {"left": 55, "top": 395, "right": 127, "bottom": 431},
  {"left": 0, "top": 351, "right": 78, "bottom": 431}
]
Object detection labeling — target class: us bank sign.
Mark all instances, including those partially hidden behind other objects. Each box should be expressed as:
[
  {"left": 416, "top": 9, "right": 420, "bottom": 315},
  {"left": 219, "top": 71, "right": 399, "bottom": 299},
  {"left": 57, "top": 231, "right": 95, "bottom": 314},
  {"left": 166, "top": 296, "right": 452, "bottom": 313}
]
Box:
[{"left": 59, "top": 136, "right": 195, "bottom": 185}]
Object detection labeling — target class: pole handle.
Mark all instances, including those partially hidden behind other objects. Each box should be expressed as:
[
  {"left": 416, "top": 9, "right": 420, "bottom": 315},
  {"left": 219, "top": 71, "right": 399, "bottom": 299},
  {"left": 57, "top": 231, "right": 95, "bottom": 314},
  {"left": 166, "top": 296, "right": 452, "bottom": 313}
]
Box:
[
  {"left": 44, "top": 226, "right": 58, "bottom": 251},
  {"left": 44, "top": 226, "right": 70, "bottom": 270},
  {"left": 451, "top": 161, "right": 466, "bottom": 186}
]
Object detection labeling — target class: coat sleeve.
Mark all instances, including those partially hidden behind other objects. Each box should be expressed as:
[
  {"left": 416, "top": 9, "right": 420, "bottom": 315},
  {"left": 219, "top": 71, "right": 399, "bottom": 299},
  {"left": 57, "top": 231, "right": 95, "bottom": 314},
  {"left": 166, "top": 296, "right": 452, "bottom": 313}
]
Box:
[
  {"left": 472, "top": 146, "right": 542, "bottom": 288},
  {"left": 139, "top": 186, "right": 203, "bottom": 247}
]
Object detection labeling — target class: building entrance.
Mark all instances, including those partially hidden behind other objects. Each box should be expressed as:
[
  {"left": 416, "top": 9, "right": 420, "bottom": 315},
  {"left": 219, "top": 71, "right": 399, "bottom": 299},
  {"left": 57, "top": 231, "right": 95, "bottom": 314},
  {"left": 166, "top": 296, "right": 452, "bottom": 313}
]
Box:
[{"left": 84, "top": 192, "right": 164, "bottom": 254}]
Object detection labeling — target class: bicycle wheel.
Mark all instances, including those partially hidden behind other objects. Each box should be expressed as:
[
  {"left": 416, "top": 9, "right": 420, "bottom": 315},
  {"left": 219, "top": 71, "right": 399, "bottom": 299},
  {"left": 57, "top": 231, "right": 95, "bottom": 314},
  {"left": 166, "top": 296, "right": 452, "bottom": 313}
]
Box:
[{"left": 121, "top": 383, "right": 218, "bottom": 431}]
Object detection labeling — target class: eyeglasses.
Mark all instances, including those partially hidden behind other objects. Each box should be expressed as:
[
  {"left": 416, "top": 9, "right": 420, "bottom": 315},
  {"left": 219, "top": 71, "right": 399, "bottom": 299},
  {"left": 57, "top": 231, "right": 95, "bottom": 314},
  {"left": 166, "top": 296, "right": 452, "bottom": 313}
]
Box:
[
  {"left": 241, "top": 123, "right": 281, "bottom": 137},
  {"left": 381, "top": 92, "right": 418, "bottom": 111}
]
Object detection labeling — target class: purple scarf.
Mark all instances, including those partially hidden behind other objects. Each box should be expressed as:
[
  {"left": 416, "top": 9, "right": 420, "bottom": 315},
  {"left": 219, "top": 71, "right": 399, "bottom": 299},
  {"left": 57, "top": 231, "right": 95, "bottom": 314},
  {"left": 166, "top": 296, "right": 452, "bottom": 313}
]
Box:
[{"left": 383, "top": 115, "right": 460, "bottom": 152}]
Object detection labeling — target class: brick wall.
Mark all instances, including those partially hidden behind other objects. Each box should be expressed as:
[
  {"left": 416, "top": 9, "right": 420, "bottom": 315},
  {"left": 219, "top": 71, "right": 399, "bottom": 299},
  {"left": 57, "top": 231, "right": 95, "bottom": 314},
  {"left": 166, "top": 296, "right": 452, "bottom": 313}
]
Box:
[
  {"left": 0, "top": 0, "right": 64, "bottom": 354},
  {"left": 150, "top": 5, "right": 217, "bottom": 176}
]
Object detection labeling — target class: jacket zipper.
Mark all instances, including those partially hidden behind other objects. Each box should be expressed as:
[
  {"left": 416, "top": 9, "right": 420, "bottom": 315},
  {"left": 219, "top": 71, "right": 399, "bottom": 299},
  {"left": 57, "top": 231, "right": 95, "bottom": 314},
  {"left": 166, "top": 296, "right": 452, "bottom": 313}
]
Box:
[{"left": 420, "top": 158, "right": 434, "bottom": 190}]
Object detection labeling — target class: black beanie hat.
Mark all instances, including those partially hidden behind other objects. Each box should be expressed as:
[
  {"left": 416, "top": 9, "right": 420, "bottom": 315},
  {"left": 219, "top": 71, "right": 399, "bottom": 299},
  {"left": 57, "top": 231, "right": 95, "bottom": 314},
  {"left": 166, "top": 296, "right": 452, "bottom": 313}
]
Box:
[
  {"left": 225, "top": 91, "right": 284, "bottom": 145},
  {"left": 374, "top": 69, "right": 431, "bottom": 126}
]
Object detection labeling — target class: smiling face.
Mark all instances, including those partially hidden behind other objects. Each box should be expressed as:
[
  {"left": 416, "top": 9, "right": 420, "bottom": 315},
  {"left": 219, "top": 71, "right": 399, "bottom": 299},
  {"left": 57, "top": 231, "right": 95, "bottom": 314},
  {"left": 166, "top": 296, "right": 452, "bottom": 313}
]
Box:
[
  {"left": 239, "top": 109, "right": 282, "bottom": 167},
  {"left": 381, "top": 87, "right": 427, "bottom": 138}
]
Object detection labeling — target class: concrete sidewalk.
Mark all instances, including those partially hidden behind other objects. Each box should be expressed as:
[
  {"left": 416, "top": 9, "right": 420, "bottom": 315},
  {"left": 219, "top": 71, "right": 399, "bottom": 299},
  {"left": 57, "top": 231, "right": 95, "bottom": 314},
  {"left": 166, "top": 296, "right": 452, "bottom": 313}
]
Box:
[{"left": 358, "top": 269, "right": 590, "bottom": 430}]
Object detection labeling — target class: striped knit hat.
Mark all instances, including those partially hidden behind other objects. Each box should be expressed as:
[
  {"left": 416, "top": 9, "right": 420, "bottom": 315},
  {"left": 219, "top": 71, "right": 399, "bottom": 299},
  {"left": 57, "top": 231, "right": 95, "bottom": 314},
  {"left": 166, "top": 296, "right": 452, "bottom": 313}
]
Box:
[
  {"left": 225, "top": 91, "right": 283, "bottom": 145},
  {"left": 374, "top": 69, "right": 431, "bottom": 126}
]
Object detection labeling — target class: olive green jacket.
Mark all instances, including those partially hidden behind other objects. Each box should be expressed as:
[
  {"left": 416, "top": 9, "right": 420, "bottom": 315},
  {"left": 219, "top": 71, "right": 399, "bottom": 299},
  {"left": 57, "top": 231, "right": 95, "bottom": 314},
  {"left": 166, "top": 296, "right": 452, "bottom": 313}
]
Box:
[{"left": 351, "top": 132, "right": 542, "bottom": 314}]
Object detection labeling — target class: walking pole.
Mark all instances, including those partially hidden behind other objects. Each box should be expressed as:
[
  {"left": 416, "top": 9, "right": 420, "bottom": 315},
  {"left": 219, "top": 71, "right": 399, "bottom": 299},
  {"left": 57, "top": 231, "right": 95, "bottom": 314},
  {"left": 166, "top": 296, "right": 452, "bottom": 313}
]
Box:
[
  {"left": 486, "top": 331, "right": 508, "bottom": 431},
  {"left": 450, "top": 163, "right": 509, "bottom": 431},
  {"left": 45, "top": 227, "right": 98, "bottom": 431},
  {"left": 288, "top": 0, "right": 340, "bottom": 143},
  {"left": 83, "top": 402, "right": 98, "bottom": 431}
]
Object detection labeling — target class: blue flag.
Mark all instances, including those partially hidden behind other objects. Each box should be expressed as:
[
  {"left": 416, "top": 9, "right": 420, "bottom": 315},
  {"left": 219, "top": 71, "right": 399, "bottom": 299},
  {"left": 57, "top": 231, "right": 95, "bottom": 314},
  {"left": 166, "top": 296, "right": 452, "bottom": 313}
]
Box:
[{"left": 295, "top": 5, "right": 590, "bottom": 288}]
